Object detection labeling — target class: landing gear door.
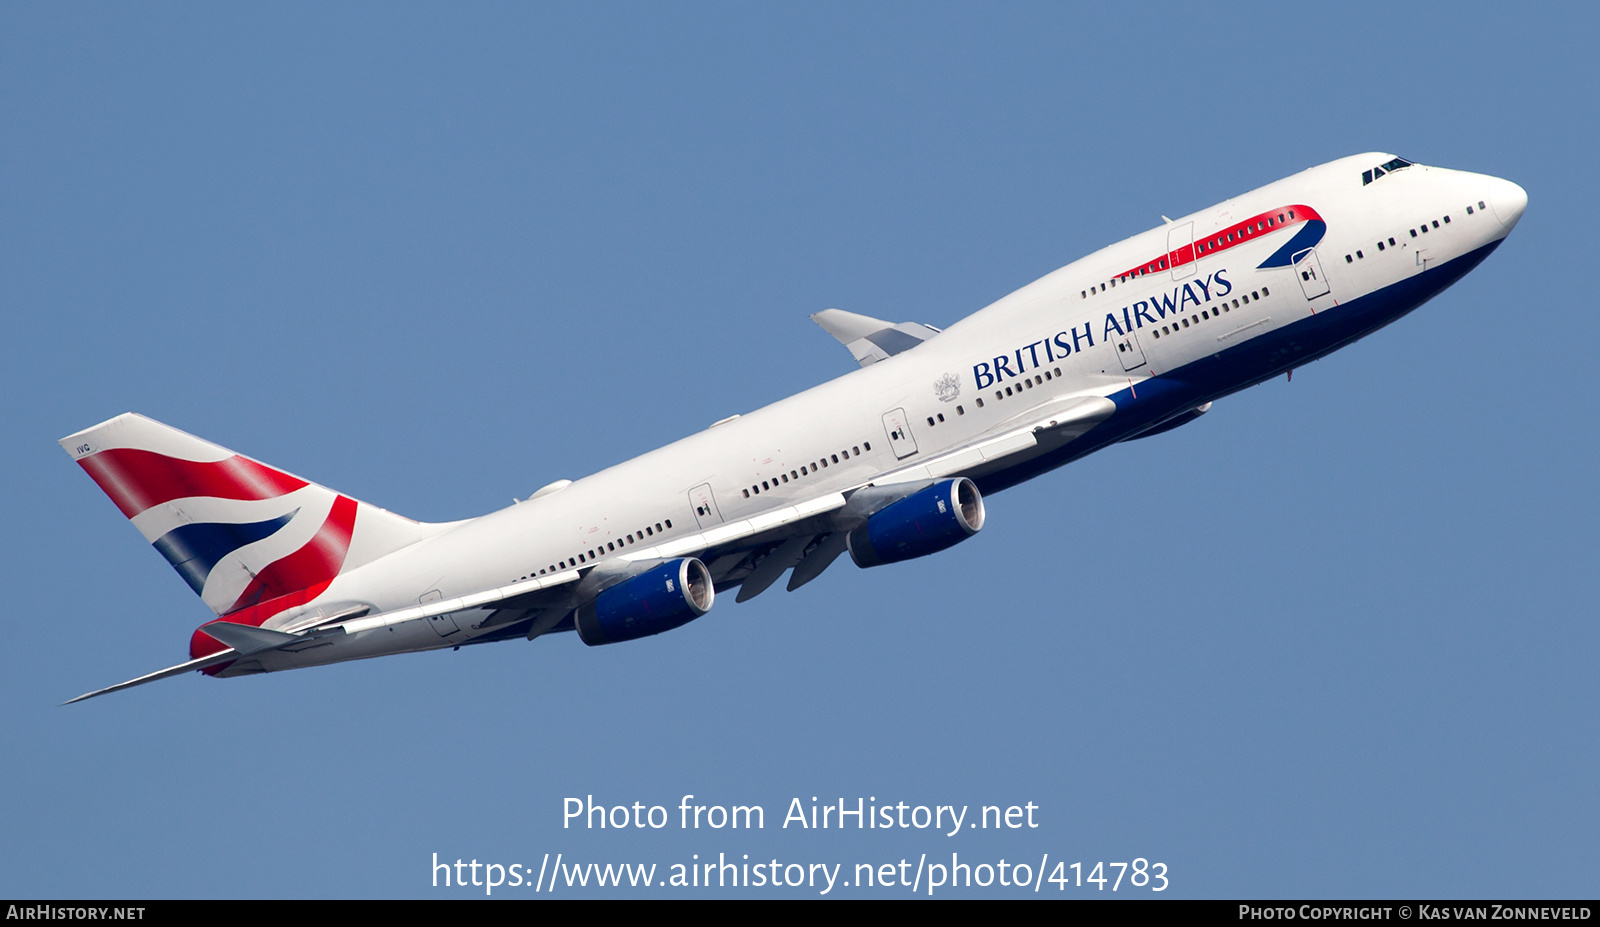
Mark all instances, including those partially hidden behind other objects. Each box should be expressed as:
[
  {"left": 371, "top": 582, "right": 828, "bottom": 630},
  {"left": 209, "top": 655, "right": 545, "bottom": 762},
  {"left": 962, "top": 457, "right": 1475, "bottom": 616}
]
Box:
[
  {"left": 1115, "top": 330, "right": 1148, "bottom": 372},
  {"left": 1294, "top": 248, "right": 1331, "bottom": 299},
  {"left": 688, "top": 483, "right": 723, "bottom": 529},
  {"left": 882, "top": 408, "right": 919, "bottom": 459}
]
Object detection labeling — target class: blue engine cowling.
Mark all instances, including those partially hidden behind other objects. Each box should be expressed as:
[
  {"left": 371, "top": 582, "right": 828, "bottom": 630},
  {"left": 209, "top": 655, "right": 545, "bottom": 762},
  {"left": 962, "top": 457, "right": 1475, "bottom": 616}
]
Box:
[
  {"left": 575, "top": 558, "right": 715, "bottom": 646},
  {"left": 846, "top": 477, "right": 986, "bottom": 568}
]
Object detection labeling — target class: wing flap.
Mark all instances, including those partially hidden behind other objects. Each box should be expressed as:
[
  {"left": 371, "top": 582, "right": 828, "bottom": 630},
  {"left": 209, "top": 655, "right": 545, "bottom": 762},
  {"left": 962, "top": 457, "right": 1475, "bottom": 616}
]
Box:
[
  {"left": 735, "top": 534, "right": 816, "bottom": 603},
  {"left": 787, "top": 532, "right": 849, "bottom": 591}
]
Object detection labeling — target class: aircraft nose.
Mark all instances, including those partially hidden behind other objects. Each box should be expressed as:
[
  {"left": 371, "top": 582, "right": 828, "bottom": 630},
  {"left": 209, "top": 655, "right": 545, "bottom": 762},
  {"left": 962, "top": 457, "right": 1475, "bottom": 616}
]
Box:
[{"left": 1487, "top": 176, "right": 1528, "bottom": 231}]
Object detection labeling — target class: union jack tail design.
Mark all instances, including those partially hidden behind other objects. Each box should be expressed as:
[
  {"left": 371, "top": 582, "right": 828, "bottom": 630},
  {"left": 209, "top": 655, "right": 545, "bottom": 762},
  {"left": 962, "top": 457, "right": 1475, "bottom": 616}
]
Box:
[{"left": 62, "top": 414, "right": 439, "bottom": 657}]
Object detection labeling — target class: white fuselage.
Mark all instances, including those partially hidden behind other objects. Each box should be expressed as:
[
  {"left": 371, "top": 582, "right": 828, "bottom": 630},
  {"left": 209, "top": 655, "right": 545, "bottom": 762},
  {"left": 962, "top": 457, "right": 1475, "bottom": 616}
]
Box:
[{"left": 241, "top": 153, "right": 1526, "bottom": 674}]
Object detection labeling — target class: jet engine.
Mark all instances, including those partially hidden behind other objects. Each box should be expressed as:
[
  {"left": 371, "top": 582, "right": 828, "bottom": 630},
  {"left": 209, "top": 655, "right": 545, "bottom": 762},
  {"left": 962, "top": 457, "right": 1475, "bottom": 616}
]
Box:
[
  {"left": 574, "top": 558, "right": 715, "bottom": 646},
  {"left": 846, "top": 477, "right": 985, "bottom": 568}
]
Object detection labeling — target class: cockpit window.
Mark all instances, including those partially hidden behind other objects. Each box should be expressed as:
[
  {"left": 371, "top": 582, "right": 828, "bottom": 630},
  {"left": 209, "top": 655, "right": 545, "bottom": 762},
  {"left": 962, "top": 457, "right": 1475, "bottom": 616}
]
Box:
[{"left": 1363, "top": 157, "right": 1415, "bottom": 185}]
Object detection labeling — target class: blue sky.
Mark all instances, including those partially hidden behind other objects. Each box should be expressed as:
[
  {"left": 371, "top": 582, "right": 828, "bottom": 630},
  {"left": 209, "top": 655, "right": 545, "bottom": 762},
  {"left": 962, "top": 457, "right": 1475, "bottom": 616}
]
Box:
[{"left": 2, "top": 3, "right": 1593, "bottom": 898}]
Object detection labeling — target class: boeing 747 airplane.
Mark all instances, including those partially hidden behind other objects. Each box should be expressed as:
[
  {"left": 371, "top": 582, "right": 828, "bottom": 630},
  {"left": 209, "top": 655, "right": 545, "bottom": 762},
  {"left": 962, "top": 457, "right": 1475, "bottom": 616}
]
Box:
[{"left": 61, "top": 153, "right": 1527, "bottom": 702}]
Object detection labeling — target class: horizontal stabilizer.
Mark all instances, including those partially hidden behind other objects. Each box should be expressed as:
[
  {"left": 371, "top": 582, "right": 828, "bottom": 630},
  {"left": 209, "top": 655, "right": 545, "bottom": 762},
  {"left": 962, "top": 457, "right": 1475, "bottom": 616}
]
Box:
[
  {"left": 811, "top": 309, "right": 940, "bottom": 368},
  {"left": 196, "top": 621, "right": 300, "bottom": 655},
  {"left": 68, "top": 556, "right": 592, "bottom": 702},
  {"left": 64, "top": 649, "right": 240, "bottom": 705}
]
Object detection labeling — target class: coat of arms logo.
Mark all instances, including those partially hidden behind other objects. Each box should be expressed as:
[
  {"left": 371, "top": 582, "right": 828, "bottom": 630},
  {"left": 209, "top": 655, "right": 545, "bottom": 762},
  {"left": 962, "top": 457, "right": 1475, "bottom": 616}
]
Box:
[{"left": 934, "top": 372, "right": 960, "bottom": 403}]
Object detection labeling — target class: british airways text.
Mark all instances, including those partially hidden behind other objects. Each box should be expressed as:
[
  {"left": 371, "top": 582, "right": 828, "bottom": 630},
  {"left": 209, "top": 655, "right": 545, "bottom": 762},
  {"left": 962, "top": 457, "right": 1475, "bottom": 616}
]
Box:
[{"left": 971, "top": 269, "right": 1233, "bottom": 389}]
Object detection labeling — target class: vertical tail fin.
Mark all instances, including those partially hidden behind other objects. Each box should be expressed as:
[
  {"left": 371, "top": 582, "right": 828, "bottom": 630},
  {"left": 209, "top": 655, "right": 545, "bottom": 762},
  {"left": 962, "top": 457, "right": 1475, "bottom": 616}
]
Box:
[{"left": 62, "top": 413, "right": 441, "bottom": 619}]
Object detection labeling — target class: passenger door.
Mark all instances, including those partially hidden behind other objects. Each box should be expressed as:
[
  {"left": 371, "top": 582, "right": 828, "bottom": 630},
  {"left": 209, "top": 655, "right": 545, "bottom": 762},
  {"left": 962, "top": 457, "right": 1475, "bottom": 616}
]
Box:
[{"left": 881, "top": 408, "right": 919, "bottom": 459}]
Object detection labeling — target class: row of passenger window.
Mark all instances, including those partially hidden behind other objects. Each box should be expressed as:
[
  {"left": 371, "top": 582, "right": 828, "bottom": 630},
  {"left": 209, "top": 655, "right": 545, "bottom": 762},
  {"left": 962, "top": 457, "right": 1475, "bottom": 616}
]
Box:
[
  {"left": 1195, "top": 211, "right": 1299, "bottom": 259},
  {"left": 517, "top": 518, "right": 680, "bottom": 581},
  {"left": 1343, "top": 201, "right": 1485, "bottom": 265},
  {"left": 988, "top": 367, "right": 1066, "bottom": 402},
  {"left": 1148, "top": 288, "right": 1270, "bottom": 340},
  {"left": 741, "top": 441, "right": 874, "bottom": 498},
  {"left": 922, "top": 365, "right": 1071, "bottom": 426}
]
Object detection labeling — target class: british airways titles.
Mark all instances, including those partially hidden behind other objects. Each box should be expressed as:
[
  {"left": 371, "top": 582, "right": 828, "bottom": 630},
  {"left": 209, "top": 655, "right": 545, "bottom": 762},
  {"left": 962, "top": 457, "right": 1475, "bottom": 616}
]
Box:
[{"left": 971, "top": 269, "right": 1234, "bottom": 389}]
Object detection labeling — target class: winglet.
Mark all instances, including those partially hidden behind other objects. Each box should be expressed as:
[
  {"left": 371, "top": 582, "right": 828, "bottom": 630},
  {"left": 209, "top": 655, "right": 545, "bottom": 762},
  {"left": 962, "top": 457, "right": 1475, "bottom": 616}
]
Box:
[{"left": 811, "top": 309, "right": 941, "bottom": 368}]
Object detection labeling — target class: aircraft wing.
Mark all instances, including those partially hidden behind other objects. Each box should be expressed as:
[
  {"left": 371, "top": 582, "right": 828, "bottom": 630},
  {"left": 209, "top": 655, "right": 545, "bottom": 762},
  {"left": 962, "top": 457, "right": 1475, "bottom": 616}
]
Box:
[
  {"left": 284, "top": 495, "right": 854, "bottom": 644},
  {"left": 695, "top": 392, "right": 1119, "bottom": 599},
  {"left": 811, "top": 308, "right": 941, "bottom": 367}
]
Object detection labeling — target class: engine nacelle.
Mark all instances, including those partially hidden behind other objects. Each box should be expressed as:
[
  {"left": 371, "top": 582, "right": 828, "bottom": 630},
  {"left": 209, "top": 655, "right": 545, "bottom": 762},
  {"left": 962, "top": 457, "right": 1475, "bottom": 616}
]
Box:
[
  {"left": 574, "top": 558, "right": 714, "bottom": 646},
  {"left": 846, "top": 477, "right": 985, "bottom": 568}
]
